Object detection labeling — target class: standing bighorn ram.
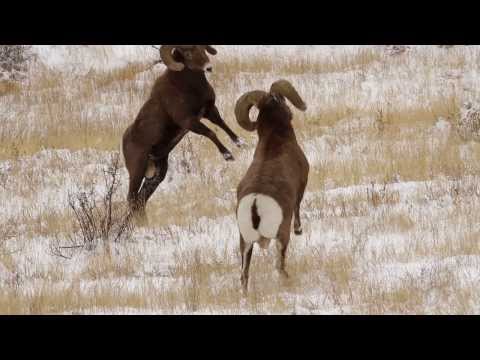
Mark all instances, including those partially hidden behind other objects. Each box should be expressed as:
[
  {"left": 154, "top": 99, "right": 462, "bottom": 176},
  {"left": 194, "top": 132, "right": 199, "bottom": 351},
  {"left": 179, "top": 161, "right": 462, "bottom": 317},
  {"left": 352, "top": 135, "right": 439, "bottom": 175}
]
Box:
[
  {"left": 235, "top": 80, "right": 309, "bottom": 293},
  {"left": 122, "top": 45, "right": 242, "bottom": 221}
]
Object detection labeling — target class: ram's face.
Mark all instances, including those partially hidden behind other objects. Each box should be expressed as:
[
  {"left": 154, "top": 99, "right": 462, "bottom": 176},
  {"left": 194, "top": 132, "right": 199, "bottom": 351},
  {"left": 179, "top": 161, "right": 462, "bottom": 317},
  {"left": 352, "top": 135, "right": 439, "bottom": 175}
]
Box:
[{"left": 175, "top": 46, "right": 214, "bottom": 73}]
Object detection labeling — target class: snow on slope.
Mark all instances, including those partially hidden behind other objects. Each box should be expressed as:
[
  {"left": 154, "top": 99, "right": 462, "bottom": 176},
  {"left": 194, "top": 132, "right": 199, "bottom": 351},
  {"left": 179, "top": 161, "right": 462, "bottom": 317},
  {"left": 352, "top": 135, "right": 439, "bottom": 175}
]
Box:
[
  {"left": 33, "top": 45, "right": 156, "bottom": 74},
  {"left": 32, "top": 45, "right": 375, "bottom": 72}
]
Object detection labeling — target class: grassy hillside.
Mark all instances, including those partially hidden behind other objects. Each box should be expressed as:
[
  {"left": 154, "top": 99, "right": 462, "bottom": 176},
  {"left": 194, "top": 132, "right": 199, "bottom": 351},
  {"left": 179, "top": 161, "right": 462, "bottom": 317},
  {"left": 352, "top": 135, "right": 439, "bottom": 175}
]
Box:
[{"left": 0, "top": 45, "right": 479, "bottom": 314}]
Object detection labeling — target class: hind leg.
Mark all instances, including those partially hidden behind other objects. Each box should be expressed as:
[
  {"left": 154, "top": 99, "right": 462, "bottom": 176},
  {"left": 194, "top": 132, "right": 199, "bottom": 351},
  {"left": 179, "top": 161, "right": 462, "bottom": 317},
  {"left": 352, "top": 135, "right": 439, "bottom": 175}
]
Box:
[
  {"left": 294, "top": 182, "right": 308, "bottom": 235},
  {"left": 124, "top": 143, "right": 149, "bottom": 220},
  {"left": 276, "top": 222, "right": 292, "bottom": 279},
  {"left": 294, "top": 206, "right": 303, "bottom": 235},
  {"left": 240, "top": 234, "right": 254, "bottom": 294},
  {"left": 137, "top": 155, "right": 169, "bottom": 207}
]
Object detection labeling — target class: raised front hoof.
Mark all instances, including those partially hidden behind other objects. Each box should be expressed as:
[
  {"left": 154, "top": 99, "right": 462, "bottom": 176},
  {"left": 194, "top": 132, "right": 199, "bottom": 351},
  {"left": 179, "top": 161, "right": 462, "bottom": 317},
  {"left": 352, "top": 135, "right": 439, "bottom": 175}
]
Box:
[
  {"left": 223, "top": 152, "right": 235, "bottom": 161},
  {"left": 294, "top": 228, "right": 303, "bottom": 236},
  {"left": 233, "top": 137, "right": 247, "bottom": 148}
]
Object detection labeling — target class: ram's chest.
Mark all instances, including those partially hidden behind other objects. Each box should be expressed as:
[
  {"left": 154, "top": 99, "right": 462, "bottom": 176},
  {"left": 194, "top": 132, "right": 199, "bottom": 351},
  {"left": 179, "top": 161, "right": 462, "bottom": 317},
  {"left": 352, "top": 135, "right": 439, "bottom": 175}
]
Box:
[
  {"left": 198, "top": 83, "right": 215, "bottom": 107},
  {"left": 182, "top": 92, "right": 214, "bottom": 117}
]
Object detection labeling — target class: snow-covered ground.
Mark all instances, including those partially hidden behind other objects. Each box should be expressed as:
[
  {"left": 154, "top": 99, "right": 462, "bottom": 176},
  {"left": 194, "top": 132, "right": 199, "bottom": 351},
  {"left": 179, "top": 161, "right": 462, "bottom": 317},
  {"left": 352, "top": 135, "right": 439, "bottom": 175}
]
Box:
[{"left": 1, "top": 45, "right": 480, "bottom": 314}]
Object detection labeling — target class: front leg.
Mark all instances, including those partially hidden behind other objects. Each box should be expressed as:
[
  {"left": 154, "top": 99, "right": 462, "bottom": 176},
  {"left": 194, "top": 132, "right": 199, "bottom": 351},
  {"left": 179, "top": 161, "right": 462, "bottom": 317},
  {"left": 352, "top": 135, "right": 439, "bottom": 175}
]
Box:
[
  {"left": 204, "top": 103, "right": 245, "bottom": 148},
  {"left": 183, "top": 116, "right": 235, "bottom": 161}
]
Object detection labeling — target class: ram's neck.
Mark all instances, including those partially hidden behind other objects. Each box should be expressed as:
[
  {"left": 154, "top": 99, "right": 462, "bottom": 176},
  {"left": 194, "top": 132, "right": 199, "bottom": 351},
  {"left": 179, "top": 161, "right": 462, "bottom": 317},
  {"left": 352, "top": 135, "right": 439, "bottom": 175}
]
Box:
[
  {"left": 166, "top": 68, "right": 209, "bottom": 90},
  {"left": 256, "top": 122, "right": 296, "bottom": 157},
  {"left": 258, "top": 119, "right": 296, "bottom": 141}
]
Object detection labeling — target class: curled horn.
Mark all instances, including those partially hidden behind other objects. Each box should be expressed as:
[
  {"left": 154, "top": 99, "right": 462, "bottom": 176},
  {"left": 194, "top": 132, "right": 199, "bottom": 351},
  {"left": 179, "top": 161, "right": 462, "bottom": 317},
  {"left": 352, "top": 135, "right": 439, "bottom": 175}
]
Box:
[
  {"left": 235, "top": 91, "right": 268, "bottom": 132},
  {"left": 270, "top": 80, "right": 307, "bottom": 111},
  {"left": 205, "top": 45, "right": 218, "bottom": 55},
  {"left": 160, "top": 45, "right": 184, "bottom": 72}
]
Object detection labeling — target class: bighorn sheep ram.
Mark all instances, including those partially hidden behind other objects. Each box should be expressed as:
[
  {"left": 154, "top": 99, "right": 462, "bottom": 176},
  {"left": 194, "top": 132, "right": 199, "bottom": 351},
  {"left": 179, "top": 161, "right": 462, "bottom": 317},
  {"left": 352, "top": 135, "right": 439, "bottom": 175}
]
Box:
[
  {"left": 122, "top": 45, "right": 242, "bottom": 220},
  {"left": 234, "top": 80, "right": 309, "bottom": 292}
]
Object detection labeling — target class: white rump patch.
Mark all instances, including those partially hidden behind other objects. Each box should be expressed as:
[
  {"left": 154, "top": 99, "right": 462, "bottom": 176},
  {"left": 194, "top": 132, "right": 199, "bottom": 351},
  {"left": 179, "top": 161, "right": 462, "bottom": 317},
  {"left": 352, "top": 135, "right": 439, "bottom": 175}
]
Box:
[{"left": 237, "top": 193, "right": 283, "bottom": 245}]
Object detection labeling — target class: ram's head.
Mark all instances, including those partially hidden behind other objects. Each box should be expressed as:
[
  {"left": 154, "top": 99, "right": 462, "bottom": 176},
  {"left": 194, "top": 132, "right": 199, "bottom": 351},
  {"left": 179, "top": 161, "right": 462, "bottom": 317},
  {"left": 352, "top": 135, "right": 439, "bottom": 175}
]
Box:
[
  {"left": 235, "top": 80, "right": 307, "bottom": 132},
  {"left": 159, "top": 45, "right": 217, "bottom": 72}
]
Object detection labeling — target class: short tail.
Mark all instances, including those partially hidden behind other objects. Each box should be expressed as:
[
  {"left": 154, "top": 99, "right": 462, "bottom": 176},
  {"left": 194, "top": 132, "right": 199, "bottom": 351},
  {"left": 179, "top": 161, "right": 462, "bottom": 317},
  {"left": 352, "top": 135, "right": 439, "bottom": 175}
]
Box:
[{"left": 237, "top": 193, "right": 283, "bottom": 246}]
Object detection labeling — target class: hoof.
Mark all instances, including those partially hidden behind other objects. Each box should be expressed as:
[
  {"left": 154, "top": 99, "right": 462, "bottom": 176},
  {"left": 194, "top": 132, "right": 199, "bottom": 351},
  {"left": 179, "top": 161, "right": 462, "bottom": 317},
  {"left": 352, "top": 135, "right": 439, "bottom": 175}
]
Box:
[
  {"left": 234, "top": 137, "right": 246, "bottom": 148},
  {"left": 279, "top": 271, "right": 293, "bottom": 288},
  {"left": 132, "top": 211, "right": 149, "bottom": 227},
  {"left": 223, "top": 152, "right": 235, "bottom": 161},
  {"left": 294, "top": 228, "right": 303, "bottom": 235},
  {"left": 134, "top": 217, "right": 149, "bottom": 228},
  {"left": 241, "top": 277, "right": 248, "bottom": 295}
]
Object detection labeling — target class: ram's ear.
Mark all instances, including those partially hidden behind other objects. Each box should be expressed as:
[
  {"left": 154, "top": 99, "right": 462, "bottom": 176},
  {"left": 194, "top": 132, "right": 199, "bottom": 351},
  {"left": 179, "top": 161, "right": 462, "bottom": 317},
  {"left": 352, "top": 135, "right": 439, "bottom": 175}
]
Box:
[
  {"left": 160, "top": 45, "right": 185, "bottom": 72},
  {"left": 205, "top": 45, "right": 218, "bottom": 55}
]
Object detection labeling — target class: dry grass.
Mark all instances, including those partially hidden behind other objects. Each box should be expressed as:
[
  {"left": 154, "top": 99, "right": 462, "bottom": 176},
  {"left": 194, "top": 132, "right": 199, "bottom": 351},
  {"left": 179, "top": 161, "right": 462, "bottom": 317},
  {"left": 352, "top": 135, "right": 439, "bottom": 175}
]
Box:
[{"left": 215, "top": 47, "right": 382, "bottom": 76}]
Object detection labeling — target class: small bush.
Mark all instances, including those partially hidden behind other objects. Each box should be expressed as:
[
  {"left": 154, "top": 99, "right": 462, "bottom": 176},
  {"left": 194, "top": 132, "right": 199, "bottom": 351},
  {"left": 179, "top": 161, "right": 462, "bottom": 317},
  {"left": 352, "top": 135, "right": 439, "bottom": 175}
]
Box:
[
  {"left": 51, "top": 153, "right": 133, "bottom": 258},
  {"left": 0, "top": 45, "right": 35, "bottom": 81},
  {"left": 457, "top": 102, "right": 480, "bottom": 142}
]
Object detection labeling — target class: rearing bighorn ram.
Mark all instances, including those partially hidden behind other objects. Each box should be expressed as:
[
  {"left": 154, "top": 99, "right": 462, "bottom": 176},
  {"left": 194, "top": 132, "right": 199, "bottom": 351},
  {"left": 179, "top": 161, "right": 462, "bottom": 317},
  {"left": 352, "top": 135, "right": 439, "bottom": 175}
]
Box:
[
  {"left": 122, "top": 45, "right": 242, "bottom": 220},
  {"left": 235, "top": 80, "right": 309, "bottom": 293}
]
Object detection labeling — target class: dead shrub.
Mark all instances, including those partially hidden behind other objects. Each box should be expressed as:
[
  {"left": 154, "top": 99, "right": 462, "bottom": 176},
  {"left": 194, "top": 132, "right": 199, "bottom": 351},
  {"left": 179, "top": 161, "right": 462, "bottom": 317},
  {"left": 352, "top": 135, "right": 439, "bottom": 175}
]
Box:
[{"left": 51, "top": 153, "right": 133, "bottom": 258}]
